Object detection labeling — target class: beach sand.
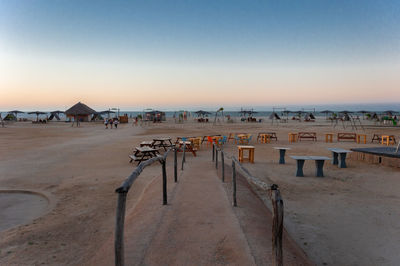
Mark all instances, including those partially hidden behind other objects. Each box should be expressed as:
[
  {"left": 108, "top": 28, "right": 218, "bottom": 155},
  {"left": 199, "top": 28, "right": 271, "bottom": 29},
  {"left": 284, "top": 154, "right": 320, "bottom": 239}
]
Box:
[{"left": 0, "top": 118, "right": 399, "bottom": 265}]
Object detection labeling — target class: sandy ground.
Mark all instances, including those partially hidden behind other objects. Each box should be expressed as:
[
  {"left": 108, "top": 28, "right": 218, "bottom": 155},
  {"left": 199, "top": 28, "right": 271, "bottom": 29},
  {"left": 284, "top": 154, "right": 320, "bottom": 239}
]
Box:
[{"left": 0, "top": 118, "right": 399, "bottom": 265}]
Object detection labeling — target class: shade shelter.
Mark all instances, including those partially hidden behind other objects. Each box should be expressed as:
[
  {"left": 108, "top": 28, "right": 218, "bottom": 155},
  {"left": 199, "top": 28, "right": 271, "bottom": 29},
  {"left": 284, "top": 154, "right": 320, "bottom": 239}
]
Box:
[
  {"left": 383, "top": 110, "right": 398, "bottom": 116},
  {"left": 194, "top": 110, "right": 211, "bottom": 117},
  {"left": 8, "top": 110, "right": 24, "bottom": 121},
  {"left": 49, "top": 111, "right": 64, "bottom": 121},
  {"left": 319, "top": 110, "right": 333, "bottom": 119},
  {"left": 65, "top": 102, "right": 97, "bottom": 122},
  {"left": 28, "top": 111, "right": 47, "bottom": 122}
]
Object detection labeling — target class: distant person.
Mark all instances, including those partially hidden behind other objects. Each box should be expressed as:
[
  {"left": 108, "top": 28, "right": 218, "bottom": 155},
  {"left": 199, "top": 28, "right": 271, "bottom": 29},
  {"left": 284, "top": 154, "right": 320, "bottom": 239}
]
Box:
[
  {"left": 114, "top": 118, "right": 119, "bottom": 129},
  {"left": 104, "top": 118, "right": 109, "bottom": 129},
  {"left": 109, "top": 118, "right": 113, "bottom": 129}
]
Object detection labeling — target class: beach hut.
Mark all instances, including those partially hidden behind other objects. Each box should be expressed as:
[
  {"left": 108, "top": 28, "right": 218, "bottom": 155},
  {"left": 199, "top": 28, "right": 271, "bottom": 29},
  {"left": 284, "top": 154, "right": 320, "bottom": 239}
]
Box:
[
  {"left": 145, "top": 110, "right": 165, "bottom": 122},
  {"left": 65, "top": 102, "right": 97, "bottom": 122}
]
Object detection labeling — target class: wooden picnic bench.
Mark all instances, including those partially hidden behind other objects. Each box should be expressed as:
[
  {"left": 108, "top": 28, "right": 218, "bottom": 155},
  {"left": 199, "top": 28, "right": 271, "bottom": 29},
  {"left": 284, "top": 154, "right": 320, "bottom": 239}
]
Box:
[
  {"left": 328, "top": 148, "right": 352, "bottom": 168},
  {"left": 129, "top": 146, "right": 160, "bottom": 165},
  {"left": 152, "top": 137, "right": 173, "bottom": 151},
  {"left": 257, "top": 132, "right": 278, "bottom": 142},
  {"left": 290, "top": 155, "right": 330, "bottom": 177},
  {"left": 177, "top": 141, "right": 197, "bottom": 156},
  {"left": 337, "top": 133, "right": 356, "bottom": 142},
  {"left": 298, "top": 132, "right": 317, "bottom": 141}
]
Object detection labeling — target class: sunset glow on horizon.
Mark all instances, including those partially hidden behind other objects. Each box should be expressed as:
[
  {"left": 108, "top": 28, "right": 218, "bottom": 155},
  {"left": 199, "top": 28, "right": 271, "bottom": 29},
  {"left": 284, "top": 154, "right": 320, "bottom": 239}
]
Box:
[{"left": 1, "top": 0, "right": 399, "bottom": 110}]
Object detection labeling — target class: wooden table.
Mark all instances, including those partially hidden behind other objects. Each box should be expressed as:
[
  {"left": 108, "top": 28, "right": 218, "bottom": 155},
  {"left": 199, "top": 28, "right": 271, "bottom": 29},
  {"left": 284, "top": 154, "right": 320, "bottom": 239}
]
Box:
[
  {"left": 290, "top": 156, "right": 330, "bottom": 177},
  {"left": 328, "top": 148, "right": 352, "bottom": 168},
  {"left": 356, "top": 134, "right": 367, "bottom": 144},
  {"left": 177, "top": 141, "right": 197, "bottom": 156},
  {"left": 288, "top": 133, "right": 298, "bottom": 143},
  {"left": 298, "top": 132, "right": 317, "bottom": 141},
  {"left": 129, "top": 146, "right": 159, "bottom": 165},
  {"left": 237, "top": 134, "right": 250, "bottom": 145},
  {"left": 258, "top": 133, "right": 271, "bottom": 143},
  {"left": 273, "top": 147, "right": 291, "bottom": 164},
  {"left": 257, "top": 132, "right": 278, "bottom": 142},
  {"left": 238, "top": 145, "right": 255, "bottom": 163},
  {"left": 152, "top": 137, "right": 173, "bottom": 151},
  {"left": 325, "top": 133, "right": 334, "bottom": 143},
  {"left": 381, "top": 135, "right": 396, "bottom": 146}
]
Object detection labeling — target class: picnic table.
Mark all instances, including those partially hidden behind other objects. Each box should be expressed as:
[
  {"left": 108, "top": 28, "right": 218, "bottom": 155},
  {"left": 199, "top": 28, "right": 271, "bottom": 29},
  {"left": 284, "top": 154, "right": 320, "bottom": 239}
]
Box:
[
  {"left": 257, "top": 132, "right": 278, "bottom": 142},
  {"left": 337, "top": 133, "right": 356, "bottom": 142},
  {"left": 298, "top": 132, "right": 317, "bottom": 141},
  {"left": 177, "top": 141, "right": 197, "bottom": 156},
  {"left": 273, "top": 147, "right": 291, "bottom": 164},
  {"left": 140, "top": 141, "right": 153, "bottom": 147},
  {"left": 328, "top": 148, "right": 352, "bottom": 168},
  {"left": 290, "top": 155, "right": 330, "bottom": 177},
  {"left": 152, "top": 137, "right": 173, "bottom": 151},
  {"left": 129, "top": 146, "right": 160, "bottom": 165}
]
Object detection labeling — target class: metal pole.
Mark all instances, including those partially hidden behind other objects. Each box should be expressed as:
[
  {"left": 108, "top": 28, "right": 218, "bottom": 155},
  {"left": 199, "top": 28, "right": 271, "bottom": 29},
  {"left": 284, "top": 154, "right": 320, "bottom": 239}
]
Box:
[
  {"left": 115, "top": 192, "right": 127, "bottom": 266},
  {"left": 212, "top": 144, "right": 215, "bottom": 161},
  {"left": 174, "top": 148, "right": 178, "bottom": 183},
  {"left": 162, "top": 160, "right": 167, "bottom": 205},
  {"left": 232, "top": 160, "right": 237, "bottom": 207}
]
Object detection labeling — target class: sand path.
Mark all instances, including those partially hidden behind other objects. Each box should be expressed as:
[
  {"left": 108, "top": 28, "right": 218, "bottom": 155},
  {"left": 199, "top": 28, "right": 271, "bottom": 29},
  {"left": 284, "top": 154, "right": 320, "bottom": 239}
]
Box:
[{"left": 90, "top": 149, "right": 310, "bottom": 265}]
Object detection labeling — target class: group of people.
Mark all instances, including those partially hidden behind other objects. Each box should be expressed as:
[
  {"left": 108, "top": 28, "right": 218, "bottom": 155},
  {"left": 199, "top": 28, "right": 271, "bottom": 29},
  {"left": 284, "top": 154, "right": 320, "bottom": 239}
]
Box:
[{"left": 104, "top": 118, "right": 119, "bottom": 129}]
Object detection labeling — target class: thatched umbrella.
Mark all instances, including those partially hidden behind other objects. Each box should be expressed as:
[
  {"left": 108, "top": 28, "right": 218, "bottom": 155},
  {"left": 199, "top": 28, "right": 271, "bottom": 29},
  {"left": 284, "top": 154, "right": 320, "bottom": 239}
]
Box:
[
  {"left": 339, "top": 110, "right": 353, "bottom": 114},
  {"left": 357, "top": 110, "right": 369, "bottom": 119},
  {"left": 383, "top": 110, "right": 398, "bottom": 116},
  {"left": 8, "top": 110, "right": 25, "bottom": 121},
  {"left": 319, "top": 110, "right": 332, "bottom": 119},
  {"left": 28, "top": 111, "right": 47, "bottom": 121}
]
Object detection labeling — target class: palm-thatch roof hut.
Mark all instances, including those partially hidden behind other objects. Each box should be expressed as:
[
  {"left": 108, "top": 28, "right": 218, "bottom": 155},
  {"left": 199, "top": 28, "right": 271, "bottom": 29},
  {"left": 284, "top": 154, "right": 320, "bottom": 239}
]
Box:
[{"left": 65, "top": 102, "right": 97, "bottom": 122}]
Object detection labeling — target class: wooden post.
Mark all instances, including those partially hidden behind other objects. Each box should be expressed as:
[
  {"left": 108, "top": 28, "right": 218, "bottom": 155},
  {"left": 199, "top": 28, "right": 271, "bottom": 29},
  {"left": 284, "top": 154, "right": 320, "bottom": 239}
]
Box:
[
  {"left": 181, "top": 144, "right": 186, "bottom": 170},
  {"left": 271, "top": 185, "right": 284, "bottom": 266},
  {"left": 162, "top": 159, "right": 167, "bottom": 205},
  {"left": 212, "top": 144, "right": 215, "bottom": 161},
  {"left": 221, "top": 151, "right": 225, "bottom": 182},
  {"left": 232, "top": 160, "right": 237, "bottom": 207},
  {"left": 115, "top": 191, "right": 127, "bottom": 266},
  {"left": 174, "top": 148, "right": 178, "bottom": 183},
  {"left": 215, "top": 148, "right": 218, "bottom": 169}
]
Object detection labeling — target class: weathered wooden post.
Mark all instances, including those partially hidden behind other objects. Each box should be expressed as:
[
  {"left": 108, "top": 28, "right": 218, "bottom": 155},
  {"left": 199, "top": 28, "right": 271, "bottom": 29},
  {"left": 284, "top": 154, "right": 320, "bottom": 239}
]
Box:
[
  {"left": 162, "top": 159, "right": 167, "bottom": 205},
  {"left": 271, "top": 184, "right": 283, "bottom": 266},
  {"left": 221, "top": 151, "right": 225, "bottom": 182},
  {"left": 115, "top": 191, "right": 127, "bottom": 266},
  {"left": 174, "top": 148, "right": 178, "bottom": 183},
  {"left": 212, "top": 144, "right": 215, "bottom": 161},
  {"left": 232, "top": 160, "right": 237, "bottom": 207},
  {"left": 215, "top": 148, "right": 218, "bottom": 169},
  {"left": 181, "top": 144, "right": 186, "bottom": 170}
]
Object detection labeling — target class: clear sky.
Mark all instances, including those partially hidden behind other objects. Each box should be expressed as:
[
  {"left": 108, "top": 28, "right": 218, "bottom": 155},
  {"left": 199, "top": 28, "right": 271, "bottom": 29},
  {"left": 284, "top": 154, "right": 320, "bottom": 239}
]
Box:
[{"left": 0, "top": 0, "right": 399, "bottom": 110}]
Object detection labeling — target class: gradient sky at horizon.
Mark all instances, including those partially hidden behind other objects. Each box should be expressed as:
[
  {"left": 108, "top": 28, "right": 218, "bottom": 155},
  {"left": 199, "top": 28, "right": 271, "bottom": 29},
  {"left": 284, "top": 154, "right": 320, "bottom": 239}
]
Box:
[{"left": 1, "top": 0, "right": 399, "bottom": 110}]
